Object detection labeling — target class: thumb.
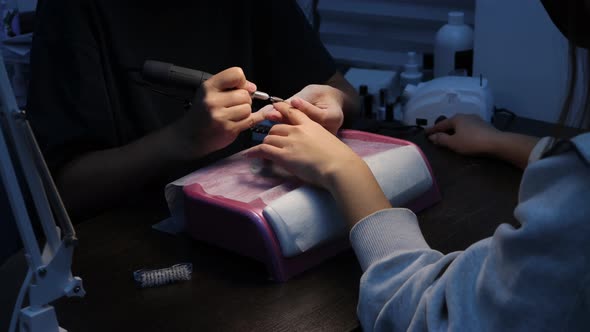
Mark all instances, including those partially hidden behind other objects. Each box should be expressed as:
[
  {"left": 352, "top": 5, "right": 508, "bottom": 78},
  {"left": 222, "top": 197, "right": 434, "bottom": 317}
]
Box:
[
  {"left": 207, "top": 67, "right": 253, "bottom": 91},
  {"left": 259, "top": 104, "right": 283, "bottom": 122}
]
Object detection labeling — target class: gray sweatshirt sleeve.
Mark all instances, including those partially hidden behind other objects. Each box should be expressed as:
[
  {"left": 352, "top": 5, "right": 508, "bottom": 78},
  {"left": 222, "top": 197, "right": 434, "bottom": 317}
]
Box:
[{"left": 349, "top": 134, "right": 590, "bottom": 332}]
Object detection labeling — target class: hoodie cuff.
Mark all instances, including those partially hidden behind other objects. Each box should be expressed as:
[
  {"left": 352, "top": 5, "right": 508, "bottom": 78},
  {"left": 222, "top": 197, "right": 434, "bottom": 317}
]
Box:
[
  {"left": 528, "top": 137, "right": 555, "bottom": 165},
  {"left": 350, "top": 208, "right": 430, "bottom": 271}
]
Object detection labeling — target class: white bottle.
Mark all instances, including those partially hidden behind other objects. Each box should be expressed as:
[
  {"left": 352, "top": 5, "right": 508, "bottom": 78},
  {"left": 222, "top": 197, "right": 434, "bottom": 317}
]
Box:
[
  {"left": 434, "top": 12, "right": 474, "bottom": 78},
  {"left": 400, "top": 52, "right": 423, "bottom": 88}
]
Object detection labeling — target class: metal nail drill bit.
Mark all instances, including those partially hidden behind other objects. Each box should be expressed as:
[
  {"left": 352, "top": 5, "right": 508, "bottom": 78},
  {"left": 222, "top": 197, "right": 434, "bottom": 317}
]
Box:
[{"left": 251, "top": 91, "right": 283, "bottom": 103}]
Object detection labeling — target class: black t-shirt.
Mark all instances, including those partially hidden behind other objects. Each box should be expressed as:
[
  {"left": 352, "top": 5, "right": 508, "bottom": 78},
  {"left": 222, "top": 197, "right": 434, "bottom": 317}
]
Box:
[{"left": 27, "top": 0, "right": 336, "bottom": 174}]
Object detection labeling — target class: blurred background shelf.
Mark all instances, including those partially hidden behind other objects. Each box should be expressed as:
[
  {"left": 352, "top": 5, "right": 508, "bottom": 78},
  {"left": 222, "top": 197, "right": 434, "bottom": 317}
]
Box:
[{"left": 317, "top": 0, "right": 475, "bottom": 70}]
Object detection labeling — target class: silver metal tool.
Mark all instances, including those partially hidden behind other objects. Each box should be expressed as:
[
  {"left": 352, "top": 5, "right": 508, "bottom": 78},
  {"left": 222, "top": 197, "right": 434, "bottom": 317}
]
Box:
[{"left": 251, "top": 91, "right": 284, "bottom": 103}]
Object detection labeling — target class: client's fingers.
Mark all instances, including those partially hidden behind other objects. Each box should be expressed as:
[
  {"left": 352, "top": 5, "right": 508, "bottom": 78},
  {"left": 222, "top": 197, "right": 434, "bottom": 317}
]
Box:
[
  {"left": 259, "top": 104, "right": 283, "bottom": 122},
  {"left": 290, "top": 97, "right": 323, "bottom": 120},
  {"left": 425, "top": 117, "right": 455, "bottom": 135},
  {"left": 273, "top": 102, "right": 310, "bottom": 125},
  {"left": 428, "top": 132, "right": 454, "bottom": 148},
  {"left": 262, "top": 135, "right": 289, "bottom": 148},
  {"left": 235, "top": 109, "right": 267, "bottom": 132},
  {"left": 246, "top": 143, "right": 284, "bottom": 161},
  {"left": 268, "top": 124, "right": 291, "bottom": 136}
]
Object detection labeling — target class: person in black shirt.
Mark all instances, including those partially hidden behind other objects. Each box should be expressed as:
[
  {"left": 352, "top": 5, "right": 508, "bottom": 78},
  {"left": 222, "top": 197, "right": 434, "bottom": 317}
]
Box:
[{"left": 26, "top": 0, "right": 358, "bottom": 218}]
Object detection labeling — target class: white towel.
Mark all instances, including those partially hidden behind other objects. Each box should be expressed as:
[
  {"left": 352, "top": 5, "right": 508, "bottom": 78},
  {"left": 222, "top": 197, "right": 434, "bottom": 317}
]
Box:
[{"left": 262, "top": 145, "right": 433, "bottom": 257}]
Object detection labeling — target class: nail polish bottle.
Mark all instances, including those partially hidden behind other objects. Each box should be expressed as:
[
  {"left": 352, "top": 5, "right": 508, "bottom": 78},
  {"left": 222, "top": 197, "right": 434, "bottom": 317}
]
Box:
[{"left": 377, "top": 88, "right": 388, "bottom": 121}]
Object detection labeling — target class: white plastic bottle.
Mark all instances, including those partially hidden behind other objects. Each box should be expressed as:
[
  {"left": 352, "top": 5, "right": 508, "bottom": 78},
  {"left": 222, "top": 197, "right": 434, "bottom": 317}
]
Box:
[
  {"left": 400, "top": 52, "right": 423, "bottom": 88},
  {"left": 434, "top": 12, "right": 474, "bottom": 78}
]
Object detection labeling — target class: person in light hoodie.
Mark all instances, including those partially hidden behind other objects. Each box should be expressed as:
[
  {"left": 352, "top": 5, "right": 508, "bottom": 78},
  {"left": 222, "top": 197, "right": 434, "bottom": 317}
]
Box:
[{"left": 250, "top": 0, "right": 590, "bottom": 330}]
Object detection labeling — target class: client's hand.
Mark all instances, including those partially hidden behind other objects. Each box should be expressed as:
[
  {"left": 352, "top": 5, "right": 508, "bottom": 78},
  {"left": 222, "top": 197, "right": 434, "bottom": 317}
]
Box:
[
  {"left": 263, "top": 84, "right": 345, "bottom": 135},
  {"left": 173, "top": 67, "right": 267, "bottom": 159},
  {"left": 249, "top": 101, "right": 391, "bottom": 226},
  {"left": 248, "top": 102, "right": 361, "bottom": 190},
  {"left": 425, "top": 114, "right": 502, "bottom": 155}
]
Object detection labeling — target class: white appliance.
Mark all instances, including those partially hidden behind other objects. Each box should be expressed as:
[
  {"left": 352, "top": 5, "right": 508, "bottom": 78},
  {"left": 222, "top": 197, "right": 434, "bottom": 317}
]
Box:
[{"left": 402, "top": 76, "right": 494, "bottom": 128}]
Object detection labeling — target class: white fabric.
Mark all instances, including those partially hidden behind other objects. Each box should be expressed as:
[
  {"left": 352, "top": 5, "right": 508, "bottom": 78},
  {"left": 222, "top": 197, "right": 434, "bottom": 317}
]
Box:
[{"left": 264, "top": 145, "right": 433, "bottom": 257}]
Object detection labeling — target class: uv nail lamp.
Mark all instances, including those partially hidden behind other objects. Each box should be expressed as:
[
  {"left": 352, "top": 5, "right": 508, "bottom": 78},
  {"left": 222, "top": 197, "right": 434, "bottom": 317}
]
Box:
[
  {"left": 172, "top": 130, "right": 440, "bottom": 282},
  {"left": 402, "top": 76, "right": 494, "bottom": 128}
]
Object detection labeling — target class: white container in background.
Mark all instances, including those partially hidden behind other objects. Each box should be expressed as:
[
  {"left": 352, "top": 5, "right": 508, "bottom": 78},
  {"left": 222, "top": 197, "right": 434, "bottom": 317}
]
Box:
[
  {"left": 434, "top": 12, "right": 474, "bottom": 78},
  {"left": 400, "top": 52, "right": 423, "bottom": 88}
]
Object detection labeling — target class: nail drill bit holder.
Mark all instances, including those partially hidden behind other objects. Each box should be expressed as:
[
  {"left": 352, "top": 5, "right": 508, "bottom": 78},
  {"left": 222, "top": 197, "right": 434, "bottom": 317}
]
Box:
[{"left": 402, "top": 75, "right": 494, "bottom": 128}]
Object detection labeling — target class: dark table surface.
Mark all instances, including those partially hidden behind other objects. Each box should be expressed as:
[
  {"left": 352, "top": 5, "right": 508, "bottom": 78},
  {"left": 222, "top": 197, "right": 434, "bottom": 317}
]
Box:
[{"left": 1, "top": 116, "right": 556, "bottom": 332}]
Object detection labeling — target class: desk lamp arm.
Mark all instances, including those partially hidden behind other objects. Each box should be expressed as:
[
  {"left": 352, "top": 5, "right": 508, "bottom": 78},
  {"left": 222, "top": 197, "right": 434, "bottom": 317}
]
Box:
[{"left": 0, "top": 53, "right": 85, "bottom": 332}]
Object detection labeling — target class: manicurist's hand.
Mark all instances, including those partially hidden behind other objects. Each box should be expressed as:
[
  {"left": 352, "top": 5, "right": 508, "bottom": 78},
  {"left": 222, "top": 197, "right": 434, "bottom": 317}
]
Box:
[
  {"left": 172, "top": 67, "right": 268, "bottom": 159},
  {"left": 55, "top": 68, "right": 270, "bottom": 217}
]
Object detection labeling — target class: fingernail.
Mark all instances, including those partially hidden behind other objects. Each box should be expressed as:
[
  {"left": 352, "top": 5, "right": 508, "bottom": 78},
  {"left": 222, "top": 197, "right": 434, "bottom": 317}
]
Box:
[
  {"left": 259, "top": 104, "right": 272, "bottom": 112},
  {"left": 247, "top": 82, "right": 257, "bottom": 92}
]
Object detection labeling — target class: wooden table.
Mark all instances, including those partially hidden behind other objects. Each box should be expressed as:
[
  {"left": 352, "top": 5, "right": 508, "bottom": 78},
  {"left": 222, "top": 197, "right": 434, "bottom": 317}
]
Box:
[{"left": 2, "top": 116, "right": 547, "bottom": 332}]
